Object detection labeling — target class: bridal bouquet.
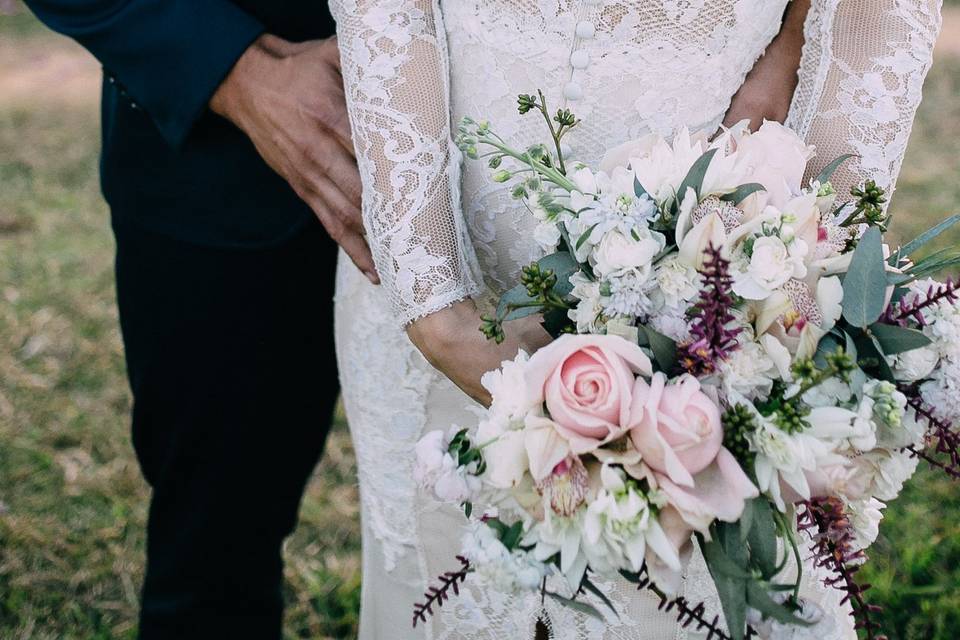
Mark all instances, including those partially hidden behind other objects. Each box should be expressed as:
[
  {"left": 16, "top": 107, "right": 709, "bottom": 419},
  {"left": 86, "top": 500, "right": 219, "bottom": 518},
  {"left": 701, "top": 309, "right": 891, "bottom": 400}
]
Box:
[{"left": 412, "top": 91, "right": 960, "bottom": 639}]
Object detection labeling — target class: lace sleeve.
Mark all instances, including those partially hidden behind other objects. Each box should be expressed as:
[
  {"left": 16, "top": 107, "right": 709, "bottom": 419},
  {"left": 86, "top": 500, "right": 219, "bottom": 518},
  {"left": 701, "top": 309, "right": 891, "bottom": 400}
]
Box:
[
  {"left": 329, "top": 0, "right": 484, "bottom": 325},
  {"left": 787, "top": 0, "right": 943, "bottom": 197}
]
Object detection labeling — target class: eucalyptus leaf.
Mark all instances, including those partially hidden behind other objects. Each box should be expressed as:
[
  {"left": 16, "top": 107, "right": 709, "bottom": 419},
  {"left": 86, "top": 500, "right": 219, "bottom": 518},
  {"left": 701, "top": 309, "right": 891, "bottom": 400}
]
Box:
[
  {"left": 869, "top": 323, "right": 933, "bottom": 355},
  {"left": 677, "top": 148, "right": 719, "bottom": 201},
  {"left": 814, "top": 332, "right": 843, "bottom": 369},
  {"left": 542, "top": 306, "right": 572, "bottom": 338},
  {"left": 720, "top": 183, "right": 766, "bottom": 206},
  {"left": 545, "top": 591, "right": 606, "bottom": 621},
  {"left": 893, "top": 214, "right": 960, "bottom": 264},
  {"left": 539, "top": 251, "right": 579, "bottom": 298},
  {"left": 841, "top": 227, "right": 887, "bottom": 327},
  {"left": 497, "top": 284, "right": 541, "bottom": 321},
  {"left": 814, "top": 153, "right": 856, "bottom": 185}
]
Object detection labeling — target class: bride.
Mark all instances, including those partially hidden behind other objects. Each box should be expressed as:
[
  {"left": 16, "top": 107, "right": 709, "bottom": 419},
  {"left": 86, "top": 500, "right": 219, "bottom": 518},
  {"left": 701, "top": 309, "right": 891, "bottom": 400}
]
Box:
[{"left": 328, "top": 0, "right": 941, "bottom": 638}]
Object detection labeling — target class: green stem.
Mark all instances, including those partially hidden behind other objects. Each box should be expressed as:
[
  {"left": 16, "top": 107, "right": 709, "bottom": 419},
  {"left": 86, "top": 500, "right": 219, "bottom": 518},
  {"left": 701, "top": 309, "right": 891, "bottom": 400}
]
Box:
[{"left": 537, "top": 89, "right": 567, "bottom": 176}]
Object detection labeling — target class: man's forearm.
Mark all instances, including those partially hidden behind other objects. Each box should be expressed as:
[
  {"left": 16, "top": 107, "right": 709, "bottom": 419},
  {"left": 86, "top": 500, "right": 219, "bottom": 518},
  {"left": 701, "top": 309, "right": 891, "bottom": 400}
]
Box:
[{"left": 22, "top": 0, "right": 264, "bottom": 148}]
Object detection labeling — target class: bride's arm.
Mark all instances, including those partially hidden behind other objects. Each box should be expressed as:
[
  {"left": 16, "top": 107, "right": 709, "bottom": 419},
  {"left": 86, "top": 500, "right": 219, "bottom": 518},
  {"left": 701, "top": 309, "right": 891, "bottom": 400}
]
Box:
[
  {"left": 787, "top": 0, "right": 942, "bottom": 197},
  {"left": 724, "top": 0, "right": 812, "bottom": 130},
  {"left": 329, "top": 0, "right": 550, "bottom": 404}
]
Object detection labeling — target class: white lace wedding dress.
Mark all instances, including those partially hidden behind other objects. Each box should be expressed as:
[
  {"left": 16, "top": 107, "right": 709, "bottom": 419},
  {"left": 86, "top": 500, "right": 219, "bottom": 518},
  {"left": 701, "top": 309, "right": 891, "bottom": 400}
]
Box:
[{"left": 328, "top": 1, "right": 942, "bottom": 638}]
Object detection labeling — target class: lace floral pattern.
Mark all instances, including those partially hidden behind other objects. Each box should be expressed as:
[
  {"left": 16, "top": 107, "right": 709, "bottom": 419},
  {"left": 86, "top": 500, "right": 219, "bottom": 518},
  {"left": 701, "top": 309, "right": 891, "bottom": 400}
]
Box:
[{"left": 331, "top": 0, "right": 941, "bottom": 638}]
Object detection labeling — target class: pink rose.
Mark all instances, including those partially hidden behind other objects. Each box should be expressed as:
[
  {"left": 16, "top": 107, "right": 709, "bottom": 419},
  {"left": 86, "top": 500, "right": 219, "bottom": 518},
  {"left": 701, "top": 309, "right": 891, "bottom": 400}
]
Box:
[
  {"left": 628, "top": 373, "right": 724, "bottom": 487},
  {"left": 657, "top": 449, "right": 759, "bottom": 530},
  {"left": 525, "top": 334, "right": 654, "bottom": 453}
]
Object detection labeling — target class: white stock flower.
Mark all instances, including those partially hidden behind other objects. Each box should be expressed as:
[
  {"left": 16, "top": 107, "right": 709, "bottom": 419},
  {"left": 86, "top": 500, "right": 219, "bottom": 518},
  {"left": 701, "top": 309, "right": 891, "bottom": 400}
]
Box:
[
  {"left": 845, "top": 497, "right": 885, "bottom": 552},
  {"left": 718, "top": 337, "right": 780, "bottom": 401},
  {"left": 462, "top": 522, "right": 549, "bottom": 592},
  {"left": 533, "top": 221, "right": 562, "bottom": 252},
  {"left": 892, "top": 345, "right": 939, "bottom": 382},
  {"left": 653, "top": 255, "right": 701, "bottom": 310},
  {"left": 920, "top": 358, "right": 960, "bottom": 425},
  {"left": 733, "top": 234, "right": 809, "bottom": 301},
  {"left": 593, "top": 227, "right": 666, "bottom": 278},
  {"left": 599, "top": 269, "right": 658, "bottom": 319},
  {"left": 648, "top": 306, "right": 692, "bottom": 344},
  {"left": 583, "top": 465, "right": 681, "bottom": 574},
  {"left": 851, "top": 450, "right": 920, "bottom": 502}
]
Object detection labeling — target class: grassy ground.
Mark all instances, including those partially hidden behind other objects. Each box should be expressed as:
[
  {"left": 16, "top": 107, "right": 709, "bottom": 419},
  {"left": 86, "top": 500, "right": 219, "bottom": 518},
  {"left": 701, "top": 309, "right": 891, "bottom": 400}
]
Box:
[{"left": 0, "top": 6, "right": 958, "bottom": 640}]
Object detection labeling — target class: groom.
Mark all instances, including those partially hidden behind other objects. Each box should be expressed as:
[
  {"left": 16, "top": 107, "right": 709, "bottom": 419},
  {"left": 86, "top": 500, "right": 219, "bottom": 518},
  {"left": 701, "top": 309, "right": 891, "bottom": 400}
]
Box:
[{"left": 22, "top": 2, "right": 372, "bottom": 638}]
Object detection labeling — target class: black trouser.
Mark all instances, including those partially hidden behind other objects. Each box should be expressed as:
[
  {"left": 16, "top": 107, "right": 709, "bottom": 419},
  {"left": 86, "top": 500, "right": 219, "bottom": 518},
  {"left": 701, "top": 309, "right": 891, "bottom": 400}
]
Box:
[{"left": 112, "top": 218, "right": 339, "bottom": 639}]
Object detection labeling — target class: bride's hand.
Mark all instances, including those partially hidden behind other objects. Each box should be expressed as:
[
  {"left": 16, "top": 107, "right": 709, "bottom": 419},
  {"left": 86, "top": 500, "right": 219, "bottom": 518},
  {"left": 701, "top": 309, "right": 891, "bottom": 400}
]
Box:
[{"left": 406, "top": 300, "right": 553, "bottom": 406}]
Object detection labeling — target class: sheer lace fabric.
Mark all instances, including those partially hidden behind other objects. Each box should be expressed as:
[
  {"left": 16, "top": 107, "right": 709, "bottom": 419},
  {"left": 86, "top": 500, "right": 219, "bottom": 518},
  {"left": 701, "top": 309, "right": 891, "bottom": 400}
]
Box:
[{"left": 331, "top": 0, "right": 941, "bottom": 638}]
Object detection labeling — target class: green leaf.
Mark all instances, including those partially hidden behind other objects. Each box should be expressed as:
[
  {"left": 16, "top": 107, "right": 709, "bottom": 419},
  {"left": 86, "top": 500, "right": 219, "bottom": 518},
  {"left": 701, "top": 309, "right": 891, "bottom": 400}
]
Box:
[
  {"left": 814, "top": 332, "right": 843, "bottom": 369},
  {"left": 463, "top": 502, "right": 473, "bottom": 519},
  {"left": 869, "top": 323, "right": 933, "bottom": 355},
  {"left": 634, "top": 174, "right": 648, "bottom": 199},
  {"left": 745, "top": 499, "right": 779, "bottom": 580},
  {"left": 638, "top": 325, "right": 678, "bottom": 375},
  {"left": 500, "top": 520, "right": 524, "bottom": 550},
  {"left": 580, "top": 575, "right": 621, "bottom": 619},
  {"left": 849, "top": 327, "right": 896, "bottom": 382},
  {"left": 907, "top": 247, "right": 960, "bottom": 279},
  {"left": 814, "top": 153, "right": 857, "bottom": 185},
  {"left": 893, "top": 213, "right": 960, "bottom": 264},
  {"left": 541, "top": 306, "right": 571, "bottom": 338},
  {"left": 699, "top": 538, "right": 749, "bottom": 640},
  {"left": 720, "top": 183, "right": 766, "bottom": 206},
  {"left": 545, "top": 591, "right": 606, "bottom": 621},
  {"left": 575, "top": 223, "right": 601, "bottom": 251},
  {"left": 677, "top": 148, "right": 719, "bottom": 201},
  {"left": 841, "top": 227, "right": 887, "bottom": 327},
  {"left": 745, "top": 582, "right": 814, "bottom": 627},
  {"left": 739, "top": 499, "right": 756, "bottom": 542}
]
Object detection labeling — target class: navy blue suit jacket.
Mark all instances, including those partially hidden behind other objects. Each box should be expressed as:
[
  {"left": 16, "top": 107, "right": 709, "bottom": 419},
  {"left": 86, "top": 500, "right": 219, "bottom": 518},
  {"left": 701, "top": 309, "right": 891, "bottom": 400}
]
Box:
[{"left": 23, "top": 1, "right": 338, "bottom": 247}]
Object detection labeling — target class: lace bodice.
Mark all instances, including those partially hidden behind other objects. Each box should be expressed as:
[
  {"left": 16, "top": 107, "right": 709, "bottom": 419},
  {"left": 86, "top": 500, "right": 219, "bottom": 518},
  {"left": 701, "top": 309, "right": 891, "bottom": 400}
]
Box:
[{"left": 330, "top": 0, "right": 941, "bottom": 324}]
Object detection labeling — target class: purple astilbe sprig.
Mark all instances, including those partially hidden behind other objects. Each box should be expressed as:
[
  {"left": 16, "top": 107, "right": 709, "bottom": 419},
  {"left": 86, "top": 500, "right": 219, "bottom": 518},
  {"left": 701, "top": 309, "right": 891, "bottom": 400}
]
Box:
[
  {"left": 412, "top": 555, "right": 471, "bottom": 628},
  {"left": 630, "top": 563, "right": 758, "bottom": 640},
  {"left": 797, "top": 498, "right": 886, "bottom": 640},
  {"left": 881, "top": 277, "right": 958, "bottom": 327},
  {"left": 898, "top": 383, "right": 960, "bottom": 480},
  {"left": 680, "top": 243, "right": 743, "bottom": 376}
]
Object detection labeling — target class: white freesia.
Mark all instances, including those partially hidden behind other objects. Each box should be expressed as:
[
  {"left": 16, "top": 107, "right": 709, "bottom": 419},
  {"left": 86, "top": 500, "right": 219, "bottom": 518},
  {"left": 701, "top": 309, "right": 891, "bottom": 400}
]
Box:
[
  {"left": 678, "top": 210, "right": 726, "bottom": 270},
  {"left": 583, "top": 465, "right": 681, "bottom": 574},
  {"left": 593, "top": 227, "right": 665, "bottom": 277}
]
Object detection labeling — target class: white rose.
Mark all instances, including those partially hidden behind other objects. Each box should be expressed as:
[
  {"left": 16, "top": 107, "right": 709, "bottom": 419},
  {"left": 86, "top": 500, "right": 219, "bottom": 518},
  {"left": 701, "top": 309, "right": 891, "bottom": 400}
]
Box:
[
  {"left": 733, "top": 235, "right": 808, "bottom": 300},
  {"left": 734, "top": 120, "right": 815, "bottom": 209},
  {"left": 893, "top": 345, "right": 939, "bottom": 382},
  {"left": 593, "top": 228, "right": 665, "bottom": 277}
]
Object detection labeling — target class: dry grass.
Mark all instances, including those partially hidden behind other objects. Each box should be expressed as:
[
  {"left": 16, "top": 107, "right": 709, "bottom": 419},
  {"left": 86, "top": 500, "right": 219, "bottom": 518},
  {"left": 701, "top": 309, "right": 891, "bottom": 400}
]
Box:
[{"left": 0, "top": 5, "right": 958, "bottom": 639}]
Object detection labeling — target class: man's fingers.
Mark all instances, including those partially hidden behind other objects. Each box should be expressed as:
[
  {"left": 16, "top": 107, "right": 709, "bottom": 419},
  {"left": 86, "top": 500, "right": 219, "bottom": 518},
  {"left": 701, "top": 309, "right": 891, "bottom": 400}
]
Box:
[
  {"left": 312, "top": 174, "right": 364, "bottom": 235},
  {"left": 307, "top": 193, "right": 379, "bottom": 284},
  {"left": 309, "top": 139, "right": 362, "bottom": 208}
]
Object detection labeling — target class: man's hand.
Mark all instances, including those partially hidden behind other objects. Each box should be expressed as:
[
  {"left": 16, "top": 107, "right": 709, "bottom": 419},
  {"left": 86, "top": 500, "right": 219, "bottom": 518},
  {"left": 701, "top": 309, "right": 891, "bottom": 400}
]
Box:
[
  {"left": 210, "top": 35, "right": 379, "bottom": 284},
  {"left": 723, "top": 0, "right": 811, "bottom": 131}
]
